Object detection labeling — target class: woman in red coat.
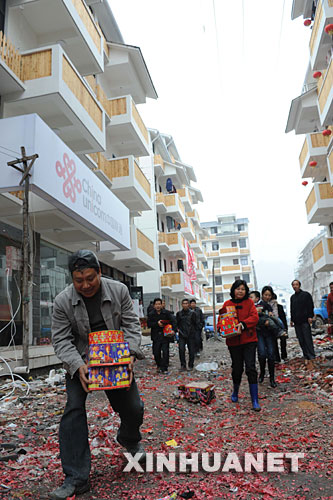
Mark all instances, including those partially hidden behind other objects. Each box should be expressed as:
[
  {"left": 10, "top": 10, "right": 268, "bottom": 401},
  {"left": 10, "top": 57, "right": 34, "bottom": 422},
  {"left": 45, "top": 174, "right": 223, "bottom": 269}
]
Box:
[{"left": 219, "top": 279, "right": 260, "bottom": 411}]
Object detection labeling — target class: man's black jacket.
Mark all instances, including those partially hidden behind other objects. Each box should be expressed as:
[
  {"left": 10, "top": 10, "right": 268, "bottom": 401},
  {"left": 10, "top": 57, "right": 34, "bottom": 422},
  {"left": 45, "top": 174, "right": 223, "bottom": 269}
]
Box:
[
  {"left": 290, "top": 289, "right": 314, "bottom": 325},
  {"left": 191, "top": 306, "right": 205, "bottom": 331},
  {"left": 147, "top": 308, "right": 176, "bottom": 342},
  {"left": 176, "top": 308, "right": 198, "bottom": 338}
]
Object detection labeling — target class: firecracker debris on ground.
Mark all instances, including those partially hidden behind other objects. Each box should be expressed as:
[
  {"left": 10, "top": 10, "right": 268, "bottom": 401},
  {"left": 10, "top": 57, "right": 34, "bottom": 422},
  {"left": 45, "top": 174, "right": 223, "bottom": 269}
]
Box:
[{"left": 0, "top": 330, "right": 332, "bottom": 500}]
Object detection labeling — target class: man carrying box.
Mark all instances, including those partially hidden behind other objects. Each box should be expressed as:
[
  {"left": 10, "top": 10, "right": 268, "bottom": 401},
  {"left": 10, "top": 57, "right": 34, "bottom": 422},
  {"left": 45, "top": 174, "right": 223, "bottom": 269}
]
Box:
[
  {"left": 50, "top": 250, "right": 145, "bottom": 500},
  {"left": 147, "top": 297, "right": 176, "bottom": 374}
]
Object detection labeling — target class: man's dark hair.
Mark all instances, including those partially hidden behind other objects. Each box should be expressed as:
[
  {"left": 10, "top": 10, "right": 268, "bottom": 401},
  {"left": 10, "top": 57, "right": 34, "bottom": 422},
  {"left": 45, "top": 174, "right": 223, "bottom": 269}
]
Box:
[
  {"left": 250, "top": 290, "right": 260, "bottom": 299},
  {"left": 261, "top": 285, "right": 274, "bottom": 298},
  {"left": 230, "top": 279, "right": 249, "bottom": 299},
  {"left": 189, "top": 299, "right": 196, "bottom": 304},
  {"left": 182, "top": 298, "right": 189, "bottom": 304},
  {"left": 153, "top": 298, "right": 162, "bottom": 304},
  {"left": 68, "top": 250, "right": 100, "bottom": 274},
  {"left": 291, "top": 279, "right": 301, "bottom": 287},
  {"left": 329, "top": 282, "right": 333, "bottom": 287}
]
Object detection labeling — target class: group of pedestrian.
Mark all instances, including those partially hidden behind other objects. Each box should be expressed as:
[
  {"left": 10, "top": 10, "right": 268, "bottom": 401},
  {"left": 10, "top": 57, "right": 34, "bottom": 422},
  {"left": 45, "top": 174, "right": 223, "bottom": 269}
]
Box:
[
  {"left": 218, "top": 278, "right": 317, "bottom": 413},
  {"left": 147, "top": 297, "right": 204, "bottom": 373}
]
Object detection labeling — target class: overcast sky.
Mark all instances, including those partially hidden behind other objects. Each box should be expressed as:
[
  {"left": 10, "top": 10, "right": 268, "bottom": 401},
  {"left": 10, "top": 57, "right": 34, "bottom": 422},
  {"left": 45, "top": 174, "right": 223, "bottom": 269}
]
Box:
[{"left": 109, "top": 0, "right": 321, "bottom": 288}]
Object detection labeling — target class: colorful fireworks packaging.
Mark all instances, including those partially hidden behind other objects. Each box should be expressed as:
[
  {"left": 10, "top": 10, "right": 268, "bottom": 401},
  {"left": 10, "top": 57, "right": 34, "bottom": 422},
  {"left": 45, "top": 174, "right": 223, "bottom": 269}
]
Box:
[{"left": 178, "top": 382, "right": 216, "bottom": 404}]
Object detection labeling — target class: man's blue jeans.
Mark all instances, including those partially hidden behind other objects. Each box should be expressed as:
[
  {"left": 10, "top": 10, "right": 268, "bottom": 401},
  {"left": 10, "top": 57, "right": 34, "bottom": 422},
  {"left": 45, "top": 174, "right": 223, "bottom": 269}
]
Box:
[
  {"left": 257, "top": 332, "right": 276, "bottom": 361},
  {"left": 59, "top": 373, "right": 144, "bottom": 485}
]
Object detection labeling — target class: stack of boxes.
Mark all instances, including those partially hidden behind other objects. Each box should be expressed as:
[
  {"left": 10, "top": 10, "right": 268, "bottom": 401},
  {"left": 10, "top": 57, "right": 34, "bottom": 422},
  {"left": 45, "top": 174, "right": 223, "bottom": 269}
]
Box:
[{"left": 88, "top": 330, "right": 131, "bottom": 390}]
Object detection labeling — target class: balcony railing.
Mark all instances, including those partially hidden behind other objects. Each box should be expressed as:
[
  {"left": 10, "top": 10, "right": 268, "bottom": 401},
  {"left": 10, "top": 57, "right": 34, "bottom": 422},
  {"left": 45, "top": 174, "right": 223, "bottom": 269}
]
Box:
[
  {"left": 306, "top": 182, "right": 333, "bottom": 224},
  {"left": 309, "top": 0, "right": 323, "bottom": 56},
  {"left": 318, "top": 56, "right": 333, "bottom": 122},
  {"left": 154, "top": 154, "right": 165, "bottom": 170},
  {"left": 136, "top": 228, "right": 154, "bottom": 258},
  {"left": 0, "top": 31, "right": 22, "bottom": 80},
  {"left": 72, "top": 0, "right": 102, "bottom": 53},
  {"left": 312, "top": 235, "right": 333, "bottom": 271},
  {"left": 222, "top": 265, "right": 241, "bottom": 272},
  {"left": 219, "top": 247, "right": 238, "bottom": 254}
]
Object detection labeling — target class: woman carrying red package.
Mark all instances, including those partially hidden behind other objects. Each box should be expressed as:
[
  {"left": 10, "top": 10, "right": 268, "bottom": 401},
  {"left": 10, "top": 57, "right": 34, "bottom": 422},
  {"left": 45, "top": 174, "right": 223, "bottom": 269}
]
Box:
[{"left": 218, "top": 279, "right": 260, "bottom": 411}]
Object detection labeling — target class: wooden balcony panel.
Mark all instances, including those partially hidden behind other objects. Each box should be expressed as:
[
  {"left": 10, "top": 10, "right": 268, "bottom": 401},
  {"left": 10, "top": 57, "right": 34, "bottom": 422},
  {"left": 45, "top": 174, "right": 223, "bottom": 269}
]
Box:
[
  {"left": 306, "top": 187, "right": 316, "bottom": 214},
  {"left": 239, "top": 231, "right": 248, "bottom": 237},
  {"left": 156, "top": 192, "right": 165, "bottom": 204},
  {"left": 136, "top": 229, "right": 154, "bottom": 258},
  {"left": 328, "top": 149, "right": 333, "bottom": 174},
  {"left": 209, "top": 251, "right": 219, "bottom": 257},
  {"left": 154, "top": 154, "right": 165, "bottom": 169},
  {"left": 240, "top": 249, "right": 250, "bottom": 254},
  {"left": 319, "top": 183, "right": 333, "bottom": 199},
  {"left": 328, "top": 237, "right": 333, "bottom": 253},
  {"left": 312, "top": 240, "right": 324, "bottom": 263},
  {"left": 131, "top": 101, "right": 149, "bottom": 143},
  {"left": 99, "top": 157, "right": 129, "bottom": 179},
  {"left": 0, "top": 31, "right": 22, "bottom": 80},
  {"left": 222, "top": 265, "right": 241, "bottom": 272},
  {"left": 134, "top": 161, "right": 151, "bottom": 197},
  {"left": 311, "top": 128, "right": 333, "bottom": 147},
  {"left": 21, "top": 49, "right": 52, "bottom": 80},
  {"left": 242, "top": 266, "right": 251, "bottom": 272},
  {"left": 158, "top": 232, "right": 167, "bottom": 244},
  {"left": 71, "top": 0, "right": 101, "bottom": 52},
  {"left": 318, "top": 58, "right": 333, "bottom": 114},
  {"left": 223, "top": 284, "right": 232, "bottom": 289},
  {"left": 220, "top": 248, "right": 236, "bottom": 254},
  {"left": 85, "top": 75, "right": 97, "bottom": 93},
  {"left": 309, "top": 0, "right": 323, "bottom": 56},
  {"left": 62, "top": 55, "right": 103, "bottom": 130},
  {"left": 299, "top": 137, "right": 309, "bottom": 169}
]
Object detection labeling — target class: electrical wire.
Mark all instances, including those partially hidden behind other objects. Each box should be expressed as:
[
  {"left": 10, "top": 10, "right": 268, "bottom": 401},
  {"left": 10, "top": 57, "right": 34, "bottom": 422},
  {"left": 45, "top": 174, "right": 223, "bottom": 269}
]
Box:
[
  {"left": 0, "top": 149, "right": 16, "bottom": 160},
  {"left": 0, "top": 144, "right": 21, "bottom": 157},
  {"left": 0, "top": 355, "right": 30, "bottom": 402},
  {"left": 277, "top": 0, "right": 286, "bottom": 66}
]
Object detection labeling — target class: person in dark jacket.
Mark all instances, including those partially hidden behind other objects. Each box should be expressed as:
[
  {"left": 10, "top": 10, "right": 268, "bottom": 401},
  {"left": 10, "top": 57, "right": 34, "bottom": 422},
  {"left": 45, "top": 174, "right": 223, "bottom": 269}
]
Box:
[
  {"left": 147, "top": 298, "right": 176, "bottom": 373},
  {"left": 190, "top": 299, "right": 205, "bottom": 356},
  {"left": 274, "top": 297, "right": 288, "bottom": 362},
  {"left": 290, "top": 280, "right": 315, "bottom": 360},
  {"left": 219, "top": 280, "right": 260, "bottom": 411},
  {"left": 176, "top": 298, "right": 198, "bottom": 371}
]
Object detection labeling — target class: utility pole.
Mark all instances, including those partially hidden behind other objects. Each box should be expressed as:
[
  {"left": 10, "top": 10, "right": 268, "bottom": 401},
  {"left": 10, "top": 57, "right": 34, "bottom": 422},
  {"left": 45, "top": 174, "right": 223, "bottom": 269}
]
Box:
[{"left": 8, "top": 147, "right": 38, "bottom": 370}]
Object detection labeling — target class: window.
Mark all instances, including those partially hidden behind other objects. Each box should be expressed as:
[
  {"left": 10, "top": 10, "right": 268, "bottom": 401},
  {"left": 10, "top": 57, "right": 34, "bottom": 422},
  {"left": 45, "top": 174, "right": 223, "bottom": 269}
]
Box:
[
  {"left": 240, "top": 256, "right": 248, "bottom": 265},
  {"left": 216, "top": 293, "right": 224, "bottom": 303},
  {"left": 281, "top": 299, "right": 286, "bottom": 303},
  {"left": 212, "top": 242, "right": 219, "bottom": 251},
  {"left": 242, "top": 273, "right": 250, "bottom": 282},
  {"left": 215, "top": 276, "right": 222, "bottom": 286},
  {"left": 156, "top": 213, "right": 159, "bottom": 230},
  {"left": 279, "top": 293, "right": 283, "bottom": 297},
  {"left": 231, "top": 241, "right": 237, "bottom": 247},
  {"left": 237, "top": 224, "right": 245, "bottom": 231},
  {"left": 164, "top": 259, "right": 167, "bottom": 272},
  {"left": 211, "top": 226, "right": 218, "bottom": 234},
  {"left": 239, "top": 238, "right": 246, "bottom": 248},
  {"left": 161, "top": 221, "right": 165, "bottom": 233},
  {"left": 159, "top": 251, "right": 162, "bottom": 271},
  {"left": 213, "top": 259, "right": 220, "bottom": 268},
  {"left": 233, "top": 259, "right": 239, "bottom": 265},
  {"left": 203, "top": 261, "right": 208, "bottom": 269},
  {"left": 170, "top": 261, "right": 173, "bottom": 272}
]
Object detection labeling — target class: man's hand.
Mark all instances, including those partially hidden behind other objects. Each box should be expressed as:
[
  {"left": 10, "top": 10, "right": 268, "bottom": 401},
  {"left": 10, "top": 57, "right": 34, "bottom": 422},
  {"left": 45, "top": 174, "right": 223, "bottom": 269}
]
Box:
[
  {"left": 127, "top": 355, "right": 136, "bottom": 390},
  {"left": 265, "top": 320, "right": 270, "bottom": 327},
  {"left": 308, "top": 318, "right": 313, "bottom": 325},
  {"left": 158, "top": 320, "right": 164, "bottom": 327},
  {"left": 290, "top": 321, "right": 294, "bottom": 327},
  {"left": 78, "top": 364, "right": 90, "bottom": 393},
  {"left": 237, "top": 323, "right": 243, "bottom": 334}
]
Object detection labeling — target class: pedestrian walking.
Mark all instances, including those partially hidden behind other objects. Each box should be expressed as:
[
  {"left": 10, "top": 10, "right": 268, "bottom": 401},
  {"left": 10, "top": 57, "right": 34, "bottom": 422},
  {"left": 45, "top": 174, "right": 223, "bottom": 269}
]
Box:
[
  {"left": 326, "top": 282, "right": 333, "bottom": 336},
  {"left": 176, "top": 298, "right": 198, "bottom": 371},
  {"left": 147, "top": 298, "right": 176, "bottom": 373},
  {"left": 190, "top": 298, "right": 205, "bottom": 356},
  {"left": 290, "top": 279, "right": 316, "bottom": 360},
  {"left": 219, "top": 280, "right": 260, "bottom": 411},
  {"left": 50, "top": 250, "right": 145, "bottom": 500},
  {"left": 273, "top": 293, "right": 288, "bottom": 362},
  {"left": 255, "top": 286, "right": 279, "bottom": 388}
]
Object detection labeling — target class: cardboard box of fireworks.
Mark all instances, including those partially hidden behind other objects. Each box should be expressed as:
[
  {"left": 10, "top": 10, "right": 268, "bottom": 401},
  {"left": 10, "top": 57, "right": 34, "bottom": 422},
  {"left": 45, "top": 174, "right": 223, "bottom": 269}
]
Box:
[
  {"left": 178, "top": 382, "right": 216, "bottom": 404},
  {"left": 217, "top": 310, "right": 240, "bottom": 338},
  {"left": 88, "top": 330, "right": 131, "bottom": 390}
]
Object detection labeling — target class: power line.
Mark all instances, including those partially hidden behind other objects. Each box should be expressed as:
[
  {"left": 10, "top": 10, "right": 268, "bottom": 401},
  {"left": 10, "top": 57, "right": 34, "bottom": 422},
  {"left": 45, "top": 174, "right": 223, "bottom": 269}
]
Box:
[
  {"left": 0, "top": 144, "right": 21, "bottom": 156},
  {"left": 277, "top": 0, "right": 286, "bottom": 66},
  {"left": 0, "top": 149, "right": 18, "bottom": 160}
]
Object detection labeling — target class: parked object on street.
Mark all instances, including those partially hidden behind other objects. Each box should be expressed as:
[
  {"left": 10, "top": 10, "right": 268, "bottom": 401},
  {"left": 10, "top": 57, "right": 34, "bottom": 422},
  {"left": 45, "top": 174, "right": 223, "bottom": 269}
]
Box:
[
  {"left": 195, "top": 362, "right": 218, "bottom": 371},
  {"left": 313, "top": 295, "right": 328, "bottom": 329}
]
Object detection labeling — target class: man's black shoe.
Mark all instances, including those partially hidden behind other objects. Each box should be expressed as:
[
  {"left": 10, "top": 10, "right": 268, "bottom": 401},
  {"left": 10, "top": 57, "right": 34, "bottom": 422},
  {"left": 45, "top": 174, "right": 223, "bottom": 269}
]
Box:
[
  {"left": 49, "top": 480, "right": 90, "bottom": 499},
  {"left": 117, "top": 438, "right": 146, "bottom": 463}
]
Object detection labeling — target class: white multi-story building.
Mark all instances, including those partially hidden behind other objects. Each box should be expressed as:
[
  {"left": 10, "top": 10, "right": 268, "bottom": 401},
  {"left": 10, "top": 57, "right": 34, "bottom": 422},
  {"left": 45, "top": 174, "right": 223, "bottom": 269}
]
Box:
[
  {"left": 286, "top": 0, "right": 333, "bottom": 283},
  {"left": 201, "top": 215, "right": 255, "bottom": 314},
  {"left": 0, "top": 0, "right": 158, "bottom": 350},
  {"left": 136, "top": 130, "right": 210, "bottom": 313}
]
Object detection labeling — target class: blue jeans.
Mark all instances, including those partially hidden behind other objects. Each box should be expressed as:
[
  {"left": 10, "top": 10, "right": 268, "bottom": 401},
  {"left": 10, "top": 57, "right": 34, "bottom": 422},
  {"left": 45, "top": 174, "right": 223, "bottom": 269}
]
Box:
[
  {"left": 59, "top": 373, "right": 144, "bottom": 484},
  {"left": 257, "top": 332, "right": 276, "bottom": 361}
]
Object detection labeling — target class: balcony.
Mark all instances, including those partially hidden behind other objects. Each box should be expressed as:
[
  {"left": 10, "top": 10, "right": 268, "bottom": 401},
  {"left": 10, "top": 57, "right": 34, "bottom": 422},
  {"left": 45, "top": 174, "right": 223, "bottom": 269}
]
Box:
[
  {"left": 102, "top": 226, "right": 155, "bottom": 273},
  {"left": 7, "top": 0, "right": 104, "bottom": 75},
  {"left": 158, "top": 232, "right": 169, "bottom": 252},
  {"left": 187, "top": 208, "right": 201, "bottom": 229},
  {"left": 219, "top": 247, "right": 240, "bottom": 256},
  {"left": 189, "top": 235, "right": 203, "bottom": 253},
  {"left": 160, "top": 271, "right": 194, "bottom": 297},
  {"left": 0, "top": 32, "right": 25, "bottom": 95},
  {"left": 2, "top": 45, "right": 105, "bottom": 153},
  {"left": 98, "top": 92, "right": 150, "bottom": 157},
  {"left": 178, "top": 187, "right": 193, "bottom": 212},
  {"left": 180, "top": 217, "right": 195, "bottom": 240},
  {"left": 154, "top": 154, "right": 165, "bottom": 176},
  {"left": 155, "top": 193, "right": 186, "bottom": 222},
  {"left": 92, "top": 154, "right": 152, "bottom": 212},
  {"left": 299, "top": 131, "right": 332, "bottom": 180},
  {"left": 309, "top": 0, "right": 333, "bottom": 71},
  {"left": 221, "top": 265, "right": 241, "bottom": 274},
  {"left": 327, "top": 147, "right": 333, "bottom": 184},
  {"left": 196, "top": 263, "right": 209, "bottom": 285},
  {"left": 305, "top": 182, "right": 333, "bottom": 224},
  {"left": 312, "top": 235, "right": 333, "bottom": 271},
  {"left": 242, "top": 266, "right": 252, "bottom": 273},
  {"left": 317, "top": 56, "right": 333, "bottom": 126},
  {"left": 165, "top": 232, "right": 186, "bottom": 257}
]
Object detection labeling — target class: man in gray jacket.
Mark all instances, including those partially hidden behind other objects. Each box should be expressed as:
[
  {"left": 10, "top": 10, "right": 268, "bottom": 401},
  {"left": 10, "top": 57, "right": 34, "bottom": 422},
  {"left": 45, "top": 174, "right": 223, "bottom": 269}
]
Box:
[{"left": 50, "top": 250, "right": 145, "bottom": 500}]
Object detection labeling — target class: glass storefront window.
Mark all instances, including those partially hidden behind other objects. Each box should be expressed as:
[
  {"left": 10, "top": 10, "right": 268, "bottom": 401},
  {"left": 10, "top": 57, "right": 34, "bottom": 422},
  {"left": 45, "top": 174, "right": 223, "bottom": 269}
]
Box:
[{"left": 39, "top": 242, "right": 72, "bottom": 341}]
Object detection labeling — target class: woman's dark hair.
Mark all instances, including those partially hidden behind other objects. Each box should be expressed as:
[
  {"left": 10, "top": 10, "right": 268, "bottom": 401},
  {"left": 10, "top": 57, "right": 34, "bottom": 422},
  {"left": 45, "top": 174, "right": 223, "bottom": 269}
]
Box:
[
  {"left": 250, "top": 290, "right": 261, "bottom": 299},
  {"left": 261, "top": 285, "right": 274, "bottom": 299},
  {"left": 230, "top": 279, "right": 249, "bottom": 300}
]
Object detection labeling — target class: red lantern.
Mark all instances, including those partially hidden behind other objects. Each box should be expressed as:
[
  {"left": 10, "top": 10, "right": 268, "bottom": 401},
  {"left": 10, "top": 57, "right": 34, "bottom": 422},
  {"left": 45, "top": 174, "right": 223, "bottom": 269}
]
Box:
[
  {"left": 325, "top": 23, "right": 333, "bottom": 36},
  {"left": 302, "top": 181, "right": 308, "bottom": 186},
  {"left": 304, "top": 19, "right": 311, "bottom": 26},
  {"left": 309, "top": 161, "right": 317, "bottom": 167},
  {"left": 313, "top": 71, "right": 322, "bottom": 79},
  {"left": 323, "top": 129, "right": 332, "bottom": 137}
]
